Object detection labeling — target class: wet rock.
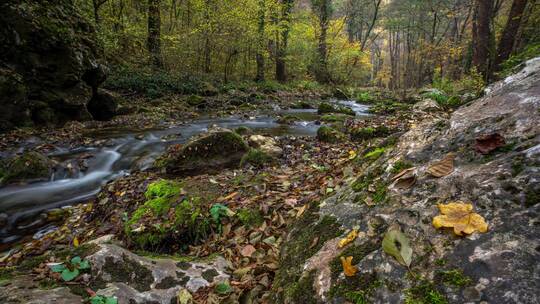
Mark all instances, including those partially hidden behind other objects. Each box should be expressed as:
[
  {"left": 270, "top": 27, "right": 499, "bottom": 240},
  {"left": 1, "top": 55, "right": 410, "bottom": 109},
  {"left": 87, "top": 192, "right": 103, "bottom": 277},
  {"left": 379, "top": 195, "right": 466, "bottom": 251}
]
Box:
[
  {"left": 87, "top": 89, "right": 118, "bottom": 121},
  {"left": 165, "top": 129, "right": 249, "bottom": 176},
  {"left": 318, "top": 102, "right": 355, "bottom": 116},
  {"left": 2, "top": 152, "right": 53, "bottom": 184},
  {"left": 317, "top": 126, "right": 345, "bottom": 143},
  {"left": 248, "top": 135, "right": 283, "bottom": 157},
  {"left": 87, "top": 244, "right": 230, "bottom": 303}
]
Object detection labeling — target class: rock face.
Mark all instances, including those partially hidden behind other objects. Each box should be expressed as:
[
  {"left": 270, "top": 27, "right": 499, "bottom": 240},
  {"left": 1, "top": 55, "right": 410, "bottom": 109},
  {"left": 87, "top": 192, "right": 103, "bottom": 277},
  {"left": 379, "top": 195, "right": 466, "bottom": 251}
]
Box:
[
  {"left": 1, "top": 151, "right": 53, "bottom": 184},
  {"left": 165, "top": 129, "right": 249, "bottom": 176},
  {"left": 0, "top": 0, "right": 112, "bottom": 130},
  {"left": 87, "top": 244, "right": 230, "bottom": 304},
  {"left": 273, "top": 57, "right": 540, "bottom": 303}
]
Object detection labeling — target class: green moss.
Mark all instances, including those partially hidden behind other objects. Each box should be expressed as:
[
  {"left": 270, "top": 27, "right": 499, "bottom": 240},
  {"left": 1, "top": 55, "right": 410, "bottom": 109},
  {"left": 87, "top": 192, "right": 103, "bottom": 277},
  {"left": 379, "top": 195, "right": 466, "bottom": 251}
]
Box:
[
  {"left": 321, "top": 114, "right": 348, "bottom": 122},
  {"left": 511, "top": 157, "right": 524, "bottom": 177},
  {"left": 290, "top": 101, "right": 313, "bottom": 109},
  {"left": 272, "top": 207, "right": 342, "bottom": 303},
  {"left": 350, "top": 126, "right": 391, "bottom": 141},
  {"left": 391, "top": 160, "right": 413, "bottom": 174},
  {"left": 240, "top": 149, "right": 274, "bottom": 168},
  {"left": 236, "top": 208, "right": 264, "bottom": 227},
  {"left": 234, "top": 126, "right": 252, "bottom": 135},
  {"left": 186, "top": 95, "right": 204, "bottom": 106},
  {"left": 525, "top": 187, "right": 540, "bottom": 207},
  {"left": 405, "top": 279, "right": 447, "bottom": 304},
  {"left": 38, "top": 278, "right": 60, "bottom": 290},
  {"left": 125, "top": 180, "right": 210, "bottom": 250},
  {"left": 363, "top": 147, "right": 386, "bottom": 160},
  {"left": 437, "top": 269, "right": 472, "bottom": 287},
  {"left": 317, "top": 126, "right": 345, "bottom": 143},
  {"left": 0, "top": 267, "right": 14, "bottom": 287},
  {"left": 276, "top": 114, "right": 301, "bottom": 124},
  {"left": 284, "top": 271, "right": 318, "bottom": 304},
  {"left": 372, "top": 182, "right": 388, "bottom": 204},
  {"left": 318, "top": 102, "right": 355, "bottom": 116},
  {"left": 368, "top": 101, "right": 410, "bottom": 115},
  {"left": 3, "top": 152, "right": 52, "bottom": 183},
  {"left": 17, "top": 254, "right": 48, "bottom": 272}
]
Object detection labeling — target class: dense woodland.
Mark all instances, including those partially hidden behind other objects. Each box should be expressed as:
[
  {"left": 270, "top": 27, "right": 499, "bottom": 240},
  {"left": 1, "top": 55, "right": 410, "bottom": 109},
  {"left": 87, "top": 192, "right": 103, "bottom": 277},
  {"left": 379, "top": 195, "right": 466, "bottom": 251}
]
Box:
[
  {"left": 79, "top": 0, "right": 539, "bottom": 89},
  {"left": 0, "top": 0, "right": 539, "bottom": 303}
]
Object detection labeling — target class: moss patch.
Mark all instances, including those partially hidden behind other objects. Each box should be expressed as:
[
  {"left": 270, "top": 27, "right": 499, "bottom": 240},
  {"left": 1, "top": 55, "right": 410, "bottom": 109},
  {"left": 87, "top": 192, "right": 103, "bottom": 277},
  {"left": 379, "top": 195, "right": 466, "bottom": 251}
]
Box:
[
  {"left": 391, "top": 160, "right": 413, "bottom": 174},
  {"left": 317, "top": 126, "right": 345, "bottom": 143},
  {"left": 240, "top": 149, "right": 274, "bottom": 168},
  {"left": 436, "top": 269, "right": 472, "bottom": 287},
  {"left": 404, "top": 279, "right": 447, "bottom": 304},
  {"left": 350, "top": 126, "right": 391, "bottom": 141},
  {"left": 318, "top": 102, "right": 355, "bottom": 116},
  {"left": 3, "top": 151, "right": 52, "bottom": 183},
  {"left": 363, "top": 147, "right": 386, "bottom": 161},
  {"left": 236, "top": 208, "right": 264, "bottom": 227}
]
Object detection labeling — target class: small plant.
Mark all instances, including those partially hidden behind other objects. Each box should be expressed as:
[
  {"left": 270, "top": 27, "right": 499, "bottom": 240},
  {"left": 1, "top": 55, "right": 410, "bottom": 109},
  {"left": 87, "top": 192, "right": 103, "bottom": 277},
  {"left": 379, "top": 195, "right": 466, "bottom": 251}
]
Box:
[
  {"left": 49, "top": 256, "right": 90, "bottom": 281},
  {"left": 215, "top": 282, "right": 233, "bottom": 295},
  {"left": 363, "top": 147, "right": 386, "bottom": 160},
  {"left": 90, "top": 295, "right": 118, "bottom": 304},
  {"left": 357, "top": 92, "right": 374, "bottom": 103}
]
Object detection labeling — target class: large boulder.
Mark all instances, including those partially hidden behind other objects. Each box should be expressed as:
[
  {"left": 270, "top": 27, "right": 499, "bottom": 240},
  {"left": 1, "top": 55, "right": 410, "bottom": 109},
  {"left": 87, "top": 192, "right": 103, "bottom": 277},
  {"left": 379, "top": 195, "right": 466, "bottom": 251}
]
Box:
[
  {"left": 272, "top": 57, "right": 540, "bottom": 303},
  {"left": 1, "top": 151, "right": 53, "bottom": 184},
  {"left": 165, "top": 129, "right": 249, "bottom": 176},
  {"left": 87, "top": 89, "right": 118, "bottom": 121},
  {"left": 0, "top": 0, "right": 109, "bottom": 130}
]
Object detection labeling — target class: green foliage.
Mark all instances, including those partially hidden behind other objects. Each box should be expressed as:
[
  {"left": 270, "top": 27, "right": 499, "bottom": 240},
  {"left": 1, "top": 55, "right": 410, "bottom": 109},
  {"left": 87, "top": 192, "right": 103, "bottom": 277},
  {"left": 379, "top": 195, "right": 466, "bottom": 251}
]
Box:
[
  {"left": 368, "top": 101, "right": 409, "bottom": 115},
  {"left": 49, "top": 256, "right": 90, "bottom": 282},
  {"left": 499, "top": 43, "right": 540, "bottom": 77},
  {"left": 240, "top": 149, "right": 274, "bottom": 168},
  {"left": 356, "top": 92, "right": 375, "bottom": 103},
  {"left": 209, "top": 204, "right": 234, "bottom": 227},
  {"left": 90, "top": 295, "right": 118, "bottom": 304},
  {"left": 215, "top": 282, "right": 233, "bottom": 295},
  {"left": 234, "top": 126, "right": 252, "bottom": 135}
]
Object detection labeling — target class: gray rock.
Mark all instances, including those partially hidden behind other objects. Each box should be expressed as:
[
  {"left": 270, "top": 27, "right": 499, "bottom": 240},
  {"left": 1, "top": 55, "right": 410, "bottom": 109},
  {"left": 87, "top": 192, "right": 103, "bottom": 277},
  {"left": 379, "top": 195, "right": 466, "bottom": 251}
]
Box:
[
  {"left": 0, "top": 275, "right": 84, "bottom": 304},
  {"left": 87, "top": 244, "right": 230, "bottom": 304}
]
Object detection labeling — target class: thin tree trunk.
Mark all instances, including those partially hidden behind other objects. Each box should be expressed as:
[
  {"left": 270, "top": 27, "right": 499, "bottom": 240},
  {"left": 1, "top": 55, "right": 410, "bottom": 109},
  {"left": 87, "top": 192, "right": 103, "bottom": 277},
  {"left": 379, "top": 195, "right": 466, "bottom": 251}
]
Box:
[
  {"left": 494, "top": 0, "right": 528, "bottom": 69},
  {"left": 276, "top": 0, "right": 293, "bottom": 82},
  {"left": 255, "top": 0, "right": 266, "bottom": 82},
  {"left": 147, "top": 0, "right": 163, "bottom": 68},
  {"left": 472, "top": 0, "right": 494, "bottom": 80},
  {"left": 314, "top": 0, "right": 331, "bottom": 83}
]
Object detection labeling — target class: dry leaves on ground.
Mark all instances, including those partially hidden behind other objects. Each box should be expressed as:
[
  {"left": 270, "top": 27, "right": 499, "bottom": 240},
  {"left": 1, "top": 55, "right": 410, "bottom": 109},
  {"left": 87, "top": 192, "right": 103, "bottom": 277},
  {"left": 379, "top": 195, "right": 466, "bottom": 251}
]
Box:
[{"left": 427, "top": 153, "right": 456, "bottom": 177}]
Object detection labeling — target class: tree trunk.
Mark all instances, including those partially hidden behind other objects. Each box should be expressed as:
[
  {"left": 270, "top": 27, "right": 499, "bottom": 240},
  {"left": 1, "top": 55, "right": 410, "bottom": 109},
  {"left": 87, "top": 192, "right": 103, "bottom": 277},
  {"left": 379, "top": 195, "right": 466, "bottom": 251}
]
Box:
[
  {"left": 472, "top": 0, "right": 493, "bottom": 80},
  {"left": 147, "top": 0, "right": 163, "bottom": 68},
  {"left": 314, "top": 0, "right": 331, "bottom": 83},
  {"left": 276, "top": 0, "right": 293, "bottom": 83},
  {"left": 255, "top": 0, "right": 266, "bottom": 82},
  {"left": 494, "top": 0, "right": 528, "bottom": 69}
]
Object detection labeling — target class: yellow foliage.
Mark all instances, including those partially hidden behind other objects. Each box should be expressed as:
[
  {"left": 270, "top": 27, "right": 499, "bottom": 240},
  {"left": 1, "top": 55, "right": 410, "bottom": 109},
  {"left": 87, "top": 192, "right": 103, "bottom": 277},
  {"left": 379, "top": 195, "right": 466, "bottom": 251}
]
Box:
[
  {"left": 338, "top": 229, "right": 358, "bottom": 248},
  {"left": 433, "top": 202, "right": 488, "bottom": 236},
  {"left": 340, "top": 256, "right": 358, "bottom": 277}
]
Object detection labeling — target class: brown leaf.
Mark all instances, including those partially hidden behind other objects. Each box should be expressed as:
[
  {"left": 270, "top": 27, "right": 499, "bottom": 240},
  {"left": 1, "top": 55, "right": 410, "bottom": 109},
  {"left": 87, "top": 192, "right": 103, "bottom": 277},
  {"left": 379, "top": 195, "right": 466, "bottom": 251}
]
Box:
[
  {"left": 475, "top": 133, "right": 505, "bottom": 154},
  {"left": 240, "top": 244, "right": 256, "bottom": 257},
  {"left": 427, "top": 153, "right": 455, "bottom": 177},
  {"left": 391, "top": 167, "right": 417, "bottom": 189}
]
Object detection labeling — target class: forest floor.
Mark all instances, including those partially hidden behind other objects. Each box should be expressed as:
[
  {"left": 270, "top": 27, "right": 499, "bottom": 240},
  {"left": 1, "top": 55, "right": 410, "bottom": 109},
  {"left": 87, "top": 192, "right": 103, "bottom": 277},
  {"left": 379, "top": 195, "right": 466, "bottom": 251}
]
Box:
[{"left": 0, "top": 86, "right": 428, "bottom": 302}]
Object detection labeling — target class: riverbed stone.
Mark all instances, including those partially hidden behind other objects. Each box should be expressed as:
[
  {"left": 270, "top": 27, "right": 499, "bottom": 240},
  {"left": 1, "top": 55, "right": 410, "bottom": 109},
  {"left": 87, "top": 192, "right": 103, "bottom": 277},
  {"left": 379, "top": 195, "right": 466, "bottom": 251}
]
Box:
[
  {"left": 165, "top": 129, "right": 249, "bottom": 176},
  {"left": 248, "top": 135, "right": 283, "bottom": 157},
  {"left": 272, "top": 57, "right": 540, "bottom": 303},
  {"left": 0, "top": 275, "right": 84, "bottom": 304},
  {"left": 2, "top": 151, "right": 53, "bottom": 184}
]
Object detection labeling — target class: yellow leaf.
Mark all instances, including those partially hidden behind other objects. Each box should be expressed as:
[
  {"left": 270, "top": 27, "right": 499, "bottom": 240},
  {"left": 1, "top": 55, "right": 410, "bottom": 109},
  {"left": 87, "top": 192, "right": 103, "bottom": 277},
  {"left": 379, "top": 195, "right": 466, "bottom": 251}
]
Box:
[
  {"left": 73, "top": 237, "right": 79, "bottom": 247},
  {"left": 338, "top": 229, "right": 358, "bottom": 248},
  {"left": 348, "top": 150, "right": 357, "bottom": 160},
  {"left": 340, "top": 256, "right": 357, "bottom": 277},
  {"left": 432, "top": 202, "right": 488, "bottom": 236}
]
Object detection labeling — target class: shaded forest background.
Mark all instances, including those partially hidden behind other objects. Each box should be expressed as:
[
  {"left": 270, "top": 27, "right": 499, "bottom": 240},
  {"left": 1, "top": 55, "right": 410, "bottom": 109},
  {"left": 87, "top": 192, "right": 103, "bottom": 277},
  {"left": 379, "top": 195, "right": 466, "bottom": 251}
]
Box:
[{"left": 80, "top": 0, "right": 539, "bottom": 93}]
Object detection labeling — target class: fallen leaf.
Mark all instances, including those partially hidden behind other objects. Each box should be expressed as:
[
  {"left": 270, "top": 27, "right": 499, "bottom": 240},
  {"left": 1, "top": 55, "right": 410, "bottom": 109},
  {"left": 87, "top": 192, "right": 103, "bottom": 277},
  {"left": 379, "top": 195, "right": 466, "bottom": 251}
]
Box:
[
  {"left": 296, "top": 204, "right": 308, "bottom": 218},
  {"left": 338, "top": 229, "right": 358, "bottom": 248},
  {"left": 382, "top": 228, "right": 413, "bottom": 267},
  {"left": 240, "top": 244, "right": 256, "bottom": 257},
  {"left": 427, "top": 153, "right": 455, "bottom": 177},
  {"left": 177, "top": 288, "right": 193, "bottom": 304},
  {"left": 73, "top": 237, "right": 79, "bottom": 248},
  {"left": 475, "top": 133, "right": 505, "bottom": 154},
  {"left": 391, "top": 167, "right": 417, "bottom": 189},
  {"left": 348, "top": 150, "right": 357, "bottom": 160},
  {"left": 432, "top": 201, "right": 488, "bottom": 236},
  {"left": 340, "top": 256, "right": 357, "bottom": 276}
]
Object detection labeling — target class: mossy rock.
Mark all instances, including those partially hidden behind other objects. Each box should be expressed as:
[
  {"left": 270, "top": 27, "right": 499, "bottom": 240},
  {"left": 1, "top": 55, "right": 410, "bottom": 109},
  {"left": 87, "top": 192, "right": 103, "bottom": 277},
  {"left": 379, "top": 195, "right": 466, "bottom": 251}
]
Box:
[
  {"left": 199, "top": 82, "right": 218, "bottom": 96},
  {"left": 165, "top": 130, "right": 249, "bottom": 176},
  {"left": 125, "top": 180, "right": 211, "bottom": 250},
  {"left": 320, "top": 114, "right": 349, "bottom": 123},
  {"left": 350, "top": 126, "right": 391, "bottom": 141},
  {"left": 317, "top": 126, "right": 346, "bottom": 143},
  {"left": 318, "top": 102, "right": 355, "bottom": 116},
  {"left": 234, "top": 126, "right": 252, "bottom": 135},
  {"left": 186, "top": 95, "right": 205, "bottom": 106},
  {"left": 290, "top": 101, "right": 313, "bottom": 109},
  {"left": 2, "top": 152, "right": 53, "bottom": 184},
  {"left": 276, "top": 114, "right": 301, "bottom": 124},
  {"left": 240, "top": 149, "right": 274, "bottom": 168}
]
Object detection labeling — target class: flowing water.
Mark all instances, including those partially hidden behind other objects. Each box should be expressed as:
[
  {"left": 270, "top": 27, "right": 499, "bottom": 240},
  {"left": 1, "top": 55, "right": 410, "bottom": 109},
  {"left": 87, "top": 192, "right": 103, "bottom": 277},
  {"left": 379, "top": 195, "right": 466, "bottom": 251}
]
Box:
[{"left": 0, "top": 102, "right": 369, "bottom": 244}]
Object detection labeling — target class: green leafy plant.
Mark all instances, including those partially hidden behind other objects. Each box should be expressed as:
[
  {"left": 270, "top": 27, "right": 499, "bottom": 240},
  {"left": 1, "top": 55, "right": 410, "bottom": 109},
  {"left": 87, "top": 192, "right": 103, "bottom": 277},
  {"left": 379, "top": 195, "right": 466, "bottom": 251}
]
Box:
[
  {"left": 49, "top": 256, "right": 90, "bottom": 281},
  {"left": 215, "top": 282, "right": 233, "bottom": 295},
  {"left": 90, "top": 295, "right": 118, "bottom": 304}
]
